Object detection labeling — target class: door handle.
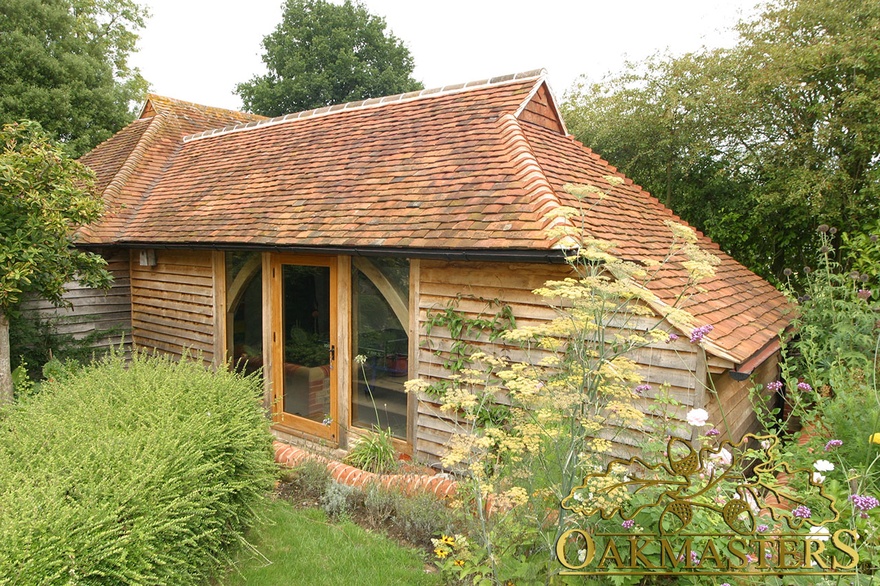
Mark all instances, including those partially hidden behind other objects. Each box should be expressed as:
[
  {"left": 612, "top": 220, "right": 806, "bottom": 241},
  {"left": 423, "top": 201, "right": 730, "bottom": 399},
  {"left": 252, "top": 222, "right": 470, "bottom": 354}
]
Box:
[{"left": 329, "top": 345, "right": 335, "bottom": 361}]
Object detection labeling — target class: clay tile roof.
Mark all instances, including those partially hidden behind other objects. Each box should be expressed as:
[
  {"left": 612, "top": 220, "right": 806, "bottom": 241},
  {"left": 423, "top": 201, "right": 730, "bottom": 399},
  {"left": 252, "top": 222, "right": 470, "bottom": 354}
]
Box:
[
  {"left": 80, "top": 69, "right": 791, "bottom": 365},
  {"left": 77, "top": 94, "right": 265, "bottom": 243}
]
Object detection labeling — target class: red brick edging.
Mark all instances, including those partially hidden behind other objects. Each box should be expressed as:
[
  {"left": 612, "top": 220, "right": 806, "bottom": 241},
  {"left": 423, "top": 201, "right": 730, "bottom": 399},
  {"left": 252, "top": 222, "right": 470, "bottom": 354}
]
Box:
[{"left": 273, "top": 441, "right": 458, "bottom": 500}]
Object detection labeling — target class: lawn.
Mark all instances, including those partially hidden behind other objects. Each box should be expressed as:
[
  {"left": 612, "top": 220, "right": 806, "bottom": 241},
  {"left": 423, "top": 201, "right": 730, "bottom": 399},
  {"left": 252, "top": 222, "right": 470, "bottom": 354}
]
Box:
[{"left": 220, "top": 498, "right": 442, "bottom": 586}]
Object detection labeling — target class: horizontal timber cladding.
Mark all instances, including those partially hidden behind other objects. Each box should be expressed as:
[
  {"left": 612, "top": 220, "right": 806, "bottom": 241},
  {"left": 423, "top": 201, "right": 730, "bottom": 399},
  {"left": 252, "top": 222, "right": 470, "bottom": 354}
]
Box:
[
  {"left": 707, "top": 351, "right": 779, "bottom": 441},
  {"left": 413, "top": 260, "right": 702, "bottom": 464},
  {"left": 130, "top": 249, "right": 215, "bottom": 363},
  {"left": 19, "top": 249, "right": 131, "bottom": 353}
]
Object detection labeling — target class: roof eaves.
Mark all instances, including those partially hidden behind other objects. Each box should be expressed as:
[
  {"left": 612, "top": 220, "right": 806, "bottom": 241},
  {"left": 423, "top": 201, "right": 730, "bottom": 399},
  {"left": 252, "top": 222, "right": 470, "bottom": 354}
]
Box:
[
  {"left": 183, "top": 69, "right": 548, "bottom": 143},
  {"left": 617, "top": 276, "right": 743, "bottom": 363}
]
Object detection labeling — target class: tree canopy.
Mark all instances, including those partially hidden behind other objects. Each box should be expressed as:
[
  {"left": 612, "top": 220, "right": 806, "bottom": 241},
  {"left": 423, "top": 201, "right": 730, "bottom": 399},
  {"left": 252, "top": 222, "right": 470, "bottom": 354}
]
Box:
[
  {"left": 0, "top": 0, "right": 149, "bottom": 157},
  {"left": 0, "top": 120, "right": 112, "bottom": 401},
  {"left": 562, "top": 0, "right": 880, "bottom": 282},
  {"left": 236, "top": 0, "right": 422, "bottom": 116}
]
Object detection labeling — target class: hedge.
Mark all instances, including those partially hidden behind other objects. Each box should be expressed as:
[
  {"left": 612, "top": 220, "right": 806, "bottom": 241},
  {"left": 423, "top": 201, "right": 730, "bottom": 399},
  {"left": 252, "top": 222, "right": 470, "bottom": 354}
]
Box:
[{"left": 0, "top": 352, "right": 277, "bottom": 585}]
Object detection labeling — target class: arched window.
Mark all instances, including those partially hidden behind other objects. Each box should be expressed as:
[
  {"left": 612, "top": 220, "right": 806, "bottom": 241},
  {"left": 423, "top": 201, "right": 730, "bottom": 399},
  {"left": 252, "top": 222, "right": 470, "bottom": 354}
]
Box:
[
  {"left": 225, "top": 252, "right": 263, "bottom": 376},
  {"left": 351, "top": 257, "right": 409, "bottom": 439}
]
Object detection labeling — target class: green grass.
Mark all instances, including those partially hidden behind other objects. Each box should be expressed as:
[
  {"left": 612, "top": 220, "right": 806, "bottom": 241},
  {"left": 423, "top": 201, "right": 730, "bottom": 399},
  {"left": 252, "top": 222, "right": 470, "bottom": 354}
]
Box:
[{"left": 220, "top": 499, "right": 442, "bottom": 586}]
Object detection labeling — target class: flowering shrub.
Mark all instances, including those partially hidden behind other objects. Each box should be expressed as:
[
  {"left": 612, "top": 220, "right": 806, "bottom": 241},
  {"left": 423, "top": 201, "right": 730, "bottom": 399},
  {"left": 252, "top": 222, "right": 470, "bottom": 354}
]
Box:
[
  {"left": 750, "top": 225, "right": 880, "bottom": 576},
  {"left": 409, "top": 181, "right": 728, "bottom": 584}
]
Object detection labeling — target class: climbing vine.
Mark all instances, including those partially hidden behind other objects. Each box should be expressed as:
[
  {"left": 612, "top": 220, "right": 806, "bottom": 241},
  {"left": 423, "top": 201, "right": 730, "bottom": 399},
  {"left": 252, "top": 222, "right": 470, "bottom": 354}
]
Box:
[{"left": 420, "top": 295, "right": 515, "bottom": 400}]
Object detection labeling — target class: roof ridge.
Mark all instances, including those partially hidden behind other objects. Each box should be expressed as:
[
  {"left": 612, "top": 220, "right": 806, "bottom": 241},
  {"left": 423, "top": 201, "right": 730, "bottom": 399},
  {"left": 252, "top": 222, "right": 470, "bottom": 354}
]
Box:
[
  {"left": 140, "top": 94, "right": 267, "bottom": 121},
  {"left": 88, "top": 113, "right": 171, "bottom": 231},
  {"left": 183, "top": 69, "right": 547, "bottom": 143},
  {"left": 495, "top": 113, "right": 577, "bottom": 247}
]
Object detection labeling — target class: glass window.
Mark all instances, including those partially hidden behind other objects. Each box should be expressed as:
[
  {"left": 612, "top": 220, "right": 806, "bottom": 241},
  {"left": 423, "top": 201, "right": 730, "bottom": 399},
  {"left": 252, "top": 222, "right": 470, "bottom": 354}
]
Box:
[
  {"left": 226, "top": 252, "right": 263, "bottom": 376},
  {"left": 351, "top": 257, "right": 409, "bottom": 439}
]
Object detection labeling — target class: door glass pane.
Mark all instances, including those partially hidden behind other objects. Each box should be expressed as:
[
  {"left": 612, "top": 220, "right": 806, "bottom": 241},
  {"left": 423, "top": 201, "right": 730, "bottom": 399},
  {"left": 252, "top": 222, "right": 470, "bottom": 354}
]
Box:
[
  {"left": 351, "top": 258, "right": 409, "bottom": 438},
  {"left": 282, "top": 265, "right": 332, "bottom": 423}
]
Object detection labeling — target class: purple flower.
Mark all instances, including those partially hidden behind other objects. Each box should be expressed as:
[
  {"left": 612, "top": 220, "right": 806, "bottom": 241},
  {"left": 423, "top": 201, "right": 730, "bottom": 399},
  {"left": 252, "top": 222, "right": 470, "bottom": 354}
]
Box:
[
  {"left": 756, "top": 524, "right": 768, "bottom": 533},
  {"left": 797, "top": 382, "right": 813, "bottom": 392},
  {"left": 824, "top": 439, "right": 843, "bottom": 451},
  {"left": 634, "top": 384, "right": 651, "bottom": 394},
  {"left": 850, "top": 494, "right": 880, "bottom": 512},
  {"left": 792, "top": 505, "right": 812, "bottom": 519},
  {"left": 689, "top": 324, "right": 714, "bottom": 343},
  {"left": 666, "top": 333, "right": 679, "bottom": 343},
  {"left": 858, "top": 289, "right": 872, "bottom": 300},
  {"left": 706, "top": 428, "right": 720, "bottom": 437},
  {"left": 622, "top": 519, "right": 635, "bottom": 529},
  {"left": 766, "top": 380, "right": 783, "bottom": 392}
]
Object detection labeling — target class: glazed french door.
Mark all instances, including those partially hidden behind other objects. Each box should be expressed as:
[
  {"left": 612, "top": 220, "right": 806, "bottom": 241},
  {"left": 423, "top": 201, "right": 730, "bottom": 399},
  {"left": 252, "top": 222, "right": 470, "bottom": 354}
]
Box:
[{"left": 271, "top": 255, "right": 338, "bottom": 441}]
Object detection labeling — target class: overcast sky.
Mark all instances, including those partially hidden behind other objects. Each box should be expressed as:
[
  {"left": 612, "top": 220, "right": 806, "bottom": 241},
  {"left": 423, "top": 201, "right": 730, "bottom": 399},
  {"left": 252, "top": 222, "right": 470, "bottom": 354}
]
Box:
[{"left": 129, "top": 0, "right": 761, "bottom": 112}]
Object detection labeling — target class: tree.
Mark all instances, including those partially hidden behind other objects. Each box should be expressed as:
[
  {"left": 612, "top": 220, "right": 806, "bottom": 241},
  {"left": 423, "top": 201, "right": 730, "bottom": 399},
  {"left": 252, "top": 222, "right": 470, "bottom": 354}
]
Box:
[
  {"left": 236, "top": 0, "right": 422, "bottom": 116},
  {"left": 0, "top": 0, "right": 149, "bottom": 157},
  {"left": 0, "top": 121, "right": 112, "bottom": 401},
  {"left": 563, "top": 0, "right": 880, "bottom": 282}
]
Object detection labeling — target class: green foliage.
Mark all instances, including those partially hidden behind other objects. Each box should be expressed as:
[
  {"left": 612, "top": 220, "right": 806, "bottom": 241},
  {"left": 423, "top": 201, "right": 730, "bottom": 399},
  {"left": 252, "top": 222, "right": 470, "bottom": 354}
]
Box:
[
  {"left": 0, "top": 120, "right": 113, "bottom": 401},
  {"left": 0, "top": 0, "right": 149, "bottom": 156},
  {"left": 421, "top": 296, "right": 515, "bottom": 398},
  {"left": 235, "top": 0, "right": 422, "bottom": 116},
  {"left": 750, "top": 227, "right": 880, "bottom": 576},
  {"left": 320, "top": 481, "right": 359, "bottom": 520},
  {"left": 10, "top": 363, "right": 33, "bottom": 397},
  {"left": 0, "top": 351, "right": 277, "bottom": 584},
  {"left": 563, "top": 0, "right": 880, "bottom": 282},
  {"left": 363, "top": 485, "right": 455, "bottom": 547},
  {"left": 281, "top": 458, "right": 331, "bottom": 502},
  {"left": 782, "top": 229, "right": 878, "bottom": 392},
  {"left": 8, "top": 310, "right": 122, "bottom": 383},
  {"left": 0, "top": 120, "right": 111, "bottom": 311},
  {"left": 843, "top": 219, "right": 880, "bottom": 291},
  {"left": 343, "top": 426, "right": 398, "bottom": 474}
]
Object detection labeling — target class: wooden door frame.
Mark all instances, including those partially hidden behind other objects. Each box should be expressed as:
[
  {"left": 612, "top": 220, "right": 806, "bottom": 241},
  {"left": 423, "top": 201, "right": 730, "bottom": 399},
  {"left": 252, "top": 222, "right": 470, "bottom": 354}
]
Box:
[{"left": 269, "top": 253, "right": 339, "bottom": 442}]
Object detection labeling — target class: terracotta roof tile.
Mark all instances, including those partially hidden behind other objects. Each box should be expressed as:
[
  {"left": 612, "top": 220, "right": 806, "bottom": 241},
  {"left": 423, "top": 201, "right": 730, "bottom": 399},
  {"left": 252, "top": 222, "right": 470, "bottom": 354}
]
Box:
[
  {"left": 81, "top": 71, "right": 791, "bottom": 365},
  {"left": 518, "top": 121, "right": 791, "bottom": 362}
]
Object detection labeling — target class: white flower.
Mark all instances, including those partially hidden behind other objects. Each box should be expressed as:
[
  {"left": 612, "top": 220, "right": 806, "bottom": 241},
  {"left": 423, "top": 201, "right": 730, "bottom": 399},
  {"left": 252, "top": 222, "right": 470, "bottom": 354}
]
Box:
[
  {"left": 812, "top": 471, "right": 826, "bottom": 484},
  {"left": 578, "top": 548, "right": 587, "bottom": 563},
  {"left": 814, "top": 460, "right": 835, "bottom": 472},
  {"left": 686, "top": 408, "right": 709, "bottom": 427},
  {"left": 807, "top": 526, "right": 830, "bottom": 542},
  {"left": 806, "top": 526, "right": 831, "bottom": 568}
]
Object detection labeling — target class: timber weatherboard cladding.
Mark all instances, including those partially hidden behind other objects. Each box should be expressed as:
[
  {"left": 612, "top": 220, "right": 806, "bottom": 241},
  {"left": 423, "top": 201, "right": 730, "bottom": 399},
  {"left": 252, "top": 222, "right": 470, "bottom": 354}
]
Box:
[
  {"left": 413, "top": 260, "right": 705, "bottom": 464},
  {"left": 19, "top": 250, "right": 132, "bottom": 352},
  {"left": 129, "top": 249, "right": 216, "bottom": 362}
]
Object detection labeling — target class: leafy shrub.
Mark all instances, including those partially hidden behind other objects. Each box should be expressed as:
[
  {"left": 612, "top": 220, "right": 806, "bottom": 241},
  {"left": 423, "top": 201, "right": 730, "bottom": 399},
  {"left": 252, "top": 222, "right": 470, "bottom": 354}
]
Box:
[
  {"left": 343, "top": 426, "right": 398, "bottom": 474},
  {"left": 320, "top": 481, "right": 359, "bottom": 520},
  {"left": 391, "top": 489, "right": 456, "bottom": 547},
  {"left": 0, "top": 351, "right": 276, "bottom": 585},
  {"left": 8, "top": 310, "right": 123, "bottom": 382},
  {"left": 280, "top": 458, "right": 331, "bottom": 503},
  {"left": 362, "top": 484, "right": 455, "bottom": 547}
]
